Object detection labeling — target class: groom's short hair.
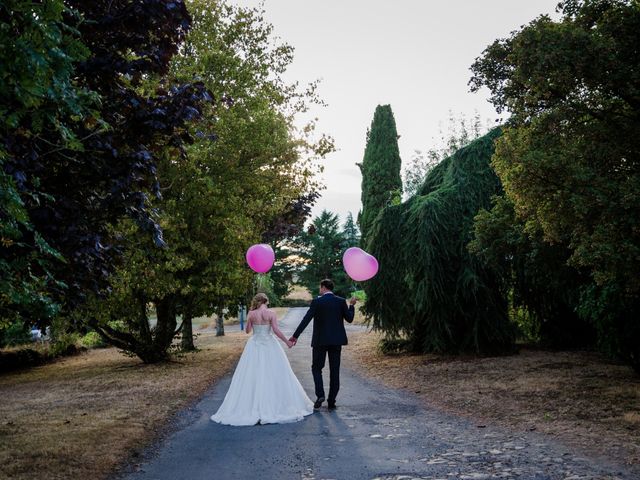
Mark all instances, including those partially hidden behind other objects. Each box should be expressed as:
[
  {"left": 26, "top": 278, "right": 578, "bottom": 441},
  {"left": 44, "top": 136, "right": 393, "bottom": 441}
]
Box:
[{"left": 320, "top": 279, "right": 334, "bottom": 291}]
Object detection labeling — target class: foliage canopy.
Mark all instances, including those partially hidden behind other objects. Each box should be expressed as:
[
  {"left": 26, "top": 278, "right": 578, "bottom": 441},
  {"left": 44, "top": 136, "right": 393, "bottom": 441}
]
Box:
[
  {"left": 470, "top": 0, "right": 640, "bottom": 370},
  {"left": 364, "top": 129, "right": 516, "bottom": 354},
  {"left": 1, "top": 0, "right": 210, "bottom": 333},
  {"left": 81, "top": 0, "right": 327, "bottom": 361}
]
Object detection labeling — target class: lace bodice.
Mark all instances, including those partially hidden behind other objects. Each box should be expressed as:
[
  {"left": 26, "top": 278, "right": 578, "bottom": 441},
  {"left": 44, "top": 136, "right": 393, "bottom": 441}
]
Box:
[
  {"left": 252, "top": 324, "right": 273, "bottom": 344},
  {"left": 252, "top": 324, "right": 272, "bottom": 335}
]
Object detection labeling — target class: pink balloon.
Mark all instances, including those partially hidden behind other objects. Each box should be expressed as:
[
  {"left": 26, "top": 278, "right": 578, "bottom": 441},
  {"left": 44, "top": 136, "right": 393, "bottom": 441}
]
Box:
[
  {"left": 246, "top": 244, "right": 275, "bottom": 273},
  {"left": 342, "top": 247, "right": 379, "bottom": 282}
]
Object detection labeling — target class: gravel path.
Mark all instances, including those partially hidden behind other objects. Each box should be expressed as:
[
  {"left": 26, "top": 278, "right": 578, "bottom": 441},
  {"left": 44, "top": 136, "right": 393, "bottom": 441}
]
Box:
[{"left": 117, "top": 308, "right": 634, "bottom": 480}]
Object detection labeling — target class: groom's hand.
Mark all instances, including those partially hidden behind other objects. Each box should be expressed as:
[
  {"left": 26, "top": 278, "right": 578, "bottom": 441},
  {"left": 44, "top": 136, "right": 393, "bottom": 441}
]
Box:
[
  {"left": 349, "top": 297, "right": 357, "bottom": 305},
  {"left": 288, "top": 336, "right": 297, "bottom": 346}
]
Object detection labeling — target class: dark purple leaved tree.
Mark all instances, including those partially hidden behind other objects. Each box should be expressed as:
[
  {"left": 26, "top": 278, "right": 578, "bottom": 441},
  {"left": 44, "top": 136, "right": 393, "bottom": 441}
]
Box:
[{"left": 1, "top": 1, "right": 212, "bottom": 330}]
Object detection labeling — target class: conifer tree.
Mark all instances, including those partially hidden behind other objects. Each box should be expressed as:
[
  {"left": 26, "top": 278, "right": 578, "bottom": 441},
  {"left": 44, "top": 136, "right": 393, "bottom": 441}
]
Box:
[
  {"left": 358, "top": 105, "right": 402, "bottom": 247},
  {"left": 295, "top": 211, "right": 350, "bottom": 298},
  {"left": 364, "top": 129, "right": 516, "bottom": 355},
  {"left": 342, "top": 212, "right": 360, "bottom": 247}
]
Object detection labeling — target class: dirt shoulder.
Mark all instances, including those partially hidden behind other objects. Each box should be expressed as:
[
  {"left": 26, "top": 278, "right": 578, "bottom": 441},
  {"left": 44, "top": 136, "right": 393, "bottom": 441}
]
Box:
[
  {"left": 345, "top": 329, "right": 640, "bottom": 470},
  {"left": 0, "top": 329, "right": 249, "bottom": 480}
]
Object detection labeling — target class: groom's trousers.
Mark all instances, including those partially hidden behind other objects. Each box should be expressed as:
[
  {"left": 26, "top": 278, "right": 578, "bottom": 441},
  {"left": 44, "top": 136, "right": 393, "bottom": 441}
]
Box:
[{"left": 312, "top": 345, "right": 341, "bottom": 403}]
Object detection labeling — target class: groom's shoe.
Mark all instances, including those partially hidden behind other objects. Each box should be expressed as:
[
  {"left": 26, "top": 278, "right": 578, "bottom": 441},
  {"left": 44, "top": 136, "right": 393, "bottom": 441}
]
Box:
[
  {"left": 327, "top": 401, "right": 337, "bottom": 410},
  {"left": 313, "top": 397, "right": 325, "bottom": 409}
]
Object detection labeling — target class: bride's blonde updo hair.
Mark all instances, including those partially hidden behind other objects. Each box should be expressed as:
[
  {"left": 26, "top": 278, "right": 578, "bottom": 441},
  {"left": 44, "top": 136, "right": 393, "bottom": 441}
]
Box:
[{"left": 250, "top": 293, "right": 269, "bottom": 311}]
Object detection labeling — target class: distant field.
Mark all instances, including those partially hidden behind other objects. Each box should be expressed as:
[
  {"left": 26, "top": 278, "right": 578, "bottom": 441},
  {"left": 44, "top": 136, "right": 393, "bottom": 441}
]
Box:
[{"left": 285, "top": 285, "right": 313, "bottom": 301}]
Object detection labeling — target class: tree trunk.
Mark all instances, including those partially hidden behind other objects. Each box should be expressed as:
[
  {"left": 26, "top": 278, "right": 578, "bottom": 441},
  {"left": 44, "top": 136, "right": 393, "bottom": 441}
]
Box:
[
  {"left": 92, "top": 293, "right": 179, "bottom": 364},
  {"left": 181, "top": 309, "right": 195, "bottom": 351},
  {"left": 215, "top": 306, "right": 225, "bottom": 337},
  {"left": 139, "top": 296, "right": 177, "bottom": 363},
  {"left": 136, "top": 290, "right": 152, "bottom": 344}
]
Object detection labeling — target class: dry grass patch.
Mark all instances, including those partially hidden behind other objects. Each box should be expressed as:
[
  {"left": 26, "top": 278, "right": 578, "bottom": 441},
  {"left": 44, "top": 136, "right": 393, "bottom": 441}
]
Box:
[
  {"left": 352, "top": 305, "right": 368, "bottom": 325},
  {"left": 0, "top": 330, "right": 248, "bottom": 480},
  {"left": 346, "top": 330, "right": 640, "bottom": 469},
  {"left": 285, "top": 285, "right": 313, "bottom": 301}
]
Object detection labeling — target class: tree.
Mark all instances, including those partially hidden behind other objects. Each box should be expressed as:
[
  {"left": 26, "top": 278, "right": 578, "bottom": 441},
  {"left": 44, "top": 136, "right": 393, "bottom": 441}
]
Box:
[
  {"left": 403, "top": 112, "right": 487, "bottom": 198},
  {"left": 364, "top": 129, "right": 516, "bottom": 355},
  {"left": 403, "top": 151, "right": 438, "bottom": 200},
  {"left": 358, "top": 105, "right": 402, "bottom": 248},
  {"left": 84, "top": 0, "right": 327, "bottom": 361},
  {"left": 263, "top": 192, "right": 322, "bottom": 303},
  {"left": 1, "top": 0, "right": 210, "bottom": 336},
  {"left": 296, "top": 211, "right": 350, "bottom": 298},
  {"left": 342, "top": 212, "right": 360, "bottom": 248},
  {"left": 470, "top": 196, "right": 595, "bottom": 347},
  {"left": 1, "top": 0, "right": 89, "bottom": 330},
  {"left": 470, "top": 0, "right": 640, "bottom": 370}
]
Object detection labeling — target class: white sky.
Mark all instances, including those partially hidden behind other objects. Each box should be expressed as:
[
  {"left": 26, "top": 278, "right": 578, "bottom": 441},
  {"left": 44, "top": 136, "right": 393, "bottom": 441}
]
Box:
[{"left": 232, "top": 0, "right": 560, "bottom": 225}]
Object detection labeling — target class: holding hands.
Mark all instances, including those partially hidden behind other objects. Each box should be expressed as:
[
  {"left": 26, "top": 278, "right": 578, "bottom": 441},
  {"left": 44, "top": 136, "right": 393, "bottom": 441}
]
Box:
[{"left": 285, "top": 296, "right": 355, "bottom": 349}]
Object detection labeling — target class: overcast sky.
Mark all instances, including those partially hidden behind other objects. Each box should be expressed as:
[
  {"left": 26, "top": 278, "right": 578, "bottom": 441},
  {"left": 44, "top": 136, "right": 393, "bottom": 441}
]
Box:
[{"left": 233, "top": 0, "right": 560, "bottom": 225}]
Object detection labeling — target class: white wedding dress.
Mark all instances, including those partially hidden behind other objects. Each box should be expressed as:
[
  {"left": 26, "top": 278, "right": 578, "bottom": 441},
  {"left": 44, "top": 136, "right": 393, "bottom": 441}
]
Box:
[{"left": 210, "top": 323, "right": 314, "bottom": 426}]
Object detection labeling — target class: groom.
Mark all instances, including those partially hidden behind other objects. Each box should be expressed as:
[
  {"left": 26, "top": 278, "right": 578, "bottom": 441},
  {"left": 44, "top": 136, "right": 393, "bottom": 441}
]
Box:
[{"left": 290, "top": 279, "right": 357, "bottom": 410}]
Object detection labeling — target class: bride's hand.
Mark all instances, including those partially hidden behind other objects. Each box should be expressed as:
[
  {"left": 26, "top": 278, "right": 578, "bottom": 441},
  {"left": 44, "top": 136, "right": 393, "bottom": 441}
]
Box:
[{"left": 285, "top": 340, "right": 293, "bottom": 348}]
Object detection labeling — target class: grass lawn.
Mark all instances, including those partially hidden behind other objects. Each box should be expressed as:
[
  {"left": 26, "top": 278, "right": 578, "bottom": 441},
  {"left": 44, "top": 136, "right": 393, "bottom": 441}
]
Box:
[
  {"left": 0, "top": 327, "right": 254, "bottom": 479},
  {"left": 346, "top": 329, "right": 640, "bottom": 471}
]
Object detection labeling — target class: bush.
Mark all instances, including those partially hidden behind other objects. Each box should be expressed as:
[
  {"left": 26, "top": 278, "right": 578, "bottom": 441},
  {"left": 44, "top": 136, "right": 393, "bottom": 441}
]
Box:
[
  {"left": 579, "top": 284, "right": 640, "bottom": 373},
  {"left": 0, "top": 337, "right": 85, "bottom": 373},
  {"left": 352, "top": 290, "right": 366, "bottom": 302},
  {"left": 80, "top": 331, "right": 107, "bottom": 349},
  {"left": 49, "top": 332, "right": 81, "bottom": 357},
  {"left": 0, "top": 348, "right": 45, "bottom": 373},
  {"left": 0, "top": 321, "right": 32, "bottom": 347},
  {"left": 511, "top": 303, "right": 540, "bottom": 344},
  {"left": 0, "top": 319, "right": 86, "bottom": 372}
]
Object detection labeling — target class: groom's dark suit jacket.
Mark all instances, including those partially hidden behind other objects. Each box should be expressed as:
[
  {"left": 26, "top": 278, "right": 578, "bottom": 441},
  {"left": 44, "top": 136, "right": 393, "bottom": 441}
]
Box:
[{"left": 293, "top": 293, "right": 355, "bottom": 347}]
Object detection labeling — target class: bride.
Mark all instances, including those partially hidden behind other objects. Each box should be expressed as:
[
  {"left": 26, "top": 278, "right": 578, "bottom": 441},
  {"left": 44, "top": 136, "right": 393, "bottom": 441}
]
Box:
[{"left": 210, "top": 293, "right": 314, "bottom": 426}]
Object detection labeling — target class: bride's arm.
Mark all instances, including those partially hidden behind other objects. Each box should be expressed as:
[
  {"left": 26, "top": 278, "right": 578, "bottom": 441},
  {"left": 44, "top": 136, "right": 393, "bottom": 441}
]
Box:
[
  {"left": 270, "top": 312, "right": 292, "bottom": 347},
  {"left": 245, "top": 312, "right": 253, "bottom": 334}
]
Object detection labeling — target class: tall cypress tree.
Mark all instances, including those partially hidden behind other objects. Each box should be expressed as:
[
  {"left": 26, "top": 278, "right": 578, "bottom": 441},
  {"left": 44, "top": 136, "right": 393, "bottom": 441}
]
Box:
[{"left": 358, "top": 105, "right": 402, "bottom": 247}]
